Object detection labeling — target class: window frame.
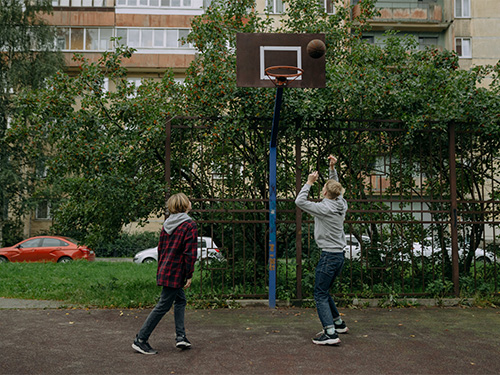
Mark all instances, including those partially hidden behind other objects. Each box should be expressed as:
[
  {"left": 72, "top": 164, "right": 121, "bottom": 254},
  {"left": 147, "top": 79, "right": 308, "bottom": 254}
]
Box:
[
  {"left": 455, "top": 37, "right": 471, "bottom": 58},
  {"left": 116, "top": 0, "right": 193, "bottom": 7},
  {"left": 266, "top": 0, "right": 284, "bottom": 14},
  {"left": 319, "top": 0, "right": 335, "bottom": 14},
  {"left": 455, "top": 0, "right": 471, "bottom": 18},
  {"left": 36, "top": 201, "right": 51, "bottom": 220}
]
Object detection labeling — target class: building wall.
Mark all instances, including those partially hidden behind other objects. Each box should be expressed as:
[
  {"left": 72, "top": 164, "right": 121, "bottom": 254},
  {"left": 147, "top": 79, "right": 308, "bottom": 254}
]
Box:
[{"left": 454, "top": 0, "right": 500, "bottom": 71}]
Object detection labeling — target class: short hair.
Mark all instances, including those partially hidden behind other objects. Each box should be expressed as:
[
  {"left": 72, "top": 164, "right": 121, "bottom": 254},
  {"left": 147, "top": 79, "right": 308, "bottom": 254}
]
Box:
[
  {"left": 167, "top": 193, "right": 191, "bottom": 214},
  {"left": 324, "top": 179, "right": 345, "bottom": 199}
]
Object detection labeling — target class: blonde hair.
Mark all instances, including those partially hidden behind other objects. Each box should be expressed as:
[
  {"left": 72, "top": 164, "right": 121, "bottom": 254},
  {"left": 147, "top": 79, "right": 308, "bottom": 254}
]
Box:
[
  {"left": 324, "top": 179, "right": 345, "bottom": 199},
  {"left": 167, "top": 193, "right": 191, "bottom": 214}
]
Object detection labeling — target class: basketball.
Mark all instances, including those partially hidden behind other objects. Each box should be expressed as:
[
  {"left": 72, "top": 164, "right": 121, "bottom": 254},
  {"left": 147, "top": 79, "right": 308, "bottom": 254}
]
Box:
[{"left": 306, "top": 39, "right": 326, "bottom": 59}]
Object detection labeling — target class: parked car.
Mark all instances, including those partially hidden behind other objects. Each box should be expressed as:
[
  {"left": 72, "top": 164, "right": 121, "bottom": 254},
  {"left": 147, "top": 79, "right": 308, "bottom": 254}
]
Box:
[
  {"left": 0, "top": 236, "right": 95, "bottom": 263},
  {"left": 411, "top": 237, "right": 496, "bottom": 264},
  {"left": 133, "top": 236, "right": 223, "bottom": 264},
  {"left": 343, "top": 234, "right": 372, "bottom": 260}
]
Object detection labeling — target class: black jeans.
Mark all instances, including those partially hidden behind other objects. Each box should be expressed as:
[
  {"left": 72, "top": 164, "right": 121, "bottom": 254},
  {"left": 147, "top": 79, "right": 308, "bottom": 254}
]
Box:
[{"left": 137, "top": 286, "right": 187, "bottom": 341}]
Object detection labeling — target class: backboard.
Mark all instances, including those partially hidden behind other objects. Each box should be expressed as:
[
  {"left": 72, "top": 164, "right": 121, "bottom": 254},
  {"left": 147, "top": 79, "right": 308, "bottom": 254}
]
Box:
[{"left": 236, "top": 33, "right": 326, "bottom": 88}]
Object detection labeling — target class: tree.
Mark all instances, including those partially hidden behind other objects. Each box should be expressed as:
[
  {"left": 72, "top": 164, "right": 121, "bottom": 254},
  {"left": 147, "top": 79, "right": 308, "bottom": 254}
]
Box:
[
  {"left": 0, "top": 0, "right": 64, "bottom": 246},
  {"left": 9, "top": 44, "right": 182, "bottom": 247}
]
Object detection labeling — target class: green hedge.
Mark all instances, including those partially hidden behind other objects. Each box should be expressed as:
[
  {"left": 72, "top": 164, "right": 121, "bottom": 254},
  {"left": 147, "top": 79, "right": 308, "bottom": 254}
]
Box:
[{"left": 94, "top": 231, "right": 159, "bottom": 258}]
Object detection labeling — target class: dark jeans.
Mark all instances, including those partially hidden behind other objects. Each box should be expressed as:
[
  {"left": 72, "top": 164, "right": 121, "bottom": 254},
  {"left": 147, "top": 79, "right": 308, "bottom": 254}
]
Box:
[
  {"left": 137, "top": 286, "right": 187, "bottom": 341},
  {"left": 314, "top": 251, "right": 345, "bottom": 330}
]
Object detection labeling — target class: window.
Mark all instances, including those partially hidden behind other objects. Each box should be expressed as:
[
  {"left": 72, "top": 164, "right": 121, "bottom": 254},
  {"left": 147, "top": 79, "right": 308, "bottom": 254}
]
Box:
[
  {"left": 42, "top": 238, "right": 68, "bottom": 247},
  {"left": 71, "top": 28, "right": 84, "bottom": 50},
  {"left": 56, "top": 27, "right": 114, "bottom": 51},
  {"left": 52, "top": 0, "right": 70, "bottom": 6},
  {"left": 127, "top": 78, "right": 142, "bottom": 98},
  {"left": 361, "top": 36, "right": 374, "bottom": 45},
  {"left": 418, "top": 37, "right": 438, "bottom": 51},
  {"left": 319, "top": 0, "right": 334, "bottom": 14},
  {"left": 117, "top": 28, "right": 191, "bottom": 49},
  {"left": 455, "top": 38, "right": 471, "bottom": 58},
  {"left": 103, "top": 77, "right": 109, "bottom": 92},
  {"left": 55, "top": 27, "right": 69, "bottom": 49},
  {"left": 116, "top": 0, "right": 192, "bottom": 6},
  {"left": 20, "top": 239, "right": 42, "bottom": 248},
  {"left": 36, "top": 201, "right": 51, "bottom": 220},
  {"left": 455, "top": 0, "right": 470, "bottom": 18},
  {"left": 266, "top": 0, "right": 283, "bottom": 14}
]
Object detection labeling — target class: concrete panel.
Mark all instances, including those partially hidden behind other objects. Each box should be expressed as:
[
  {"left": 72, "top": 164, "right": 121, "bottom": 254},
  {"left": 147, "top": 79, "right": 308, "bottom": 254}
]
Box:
[
  {"left": 472, "top": 22, "right": 500, "bottom": 37},
  {"left": 44, "top": 10, "right": 115, "bottom": 27},
  {"left": 472, "top": 0, "right": 500, "bottom": 17},
  {"left": 116, "top": 14, "right": 193, "bottom": 28},
  {"left": 63, "top": 52, "right": 195, "bottom": 71}
]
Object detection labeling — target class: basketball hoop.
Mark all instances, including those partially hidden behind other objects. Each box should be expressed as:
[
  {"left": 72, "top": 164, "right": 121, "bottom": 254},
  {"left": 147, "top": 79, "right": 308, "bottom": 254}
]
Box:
[{"left": 265, "top": 65, "right": 304, "bottom": 87}]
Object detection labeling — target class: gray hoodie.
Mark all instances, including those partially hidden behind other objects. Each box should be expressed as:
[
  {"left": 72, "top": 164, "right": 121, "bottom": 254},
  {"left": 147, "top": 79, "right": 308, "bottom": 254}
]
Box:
[
  {"left": 295, "top": 168, "right": 348, "bottom": 252},
  {"left": 163, "top": 213, "right": 193, "bottom": 235}
]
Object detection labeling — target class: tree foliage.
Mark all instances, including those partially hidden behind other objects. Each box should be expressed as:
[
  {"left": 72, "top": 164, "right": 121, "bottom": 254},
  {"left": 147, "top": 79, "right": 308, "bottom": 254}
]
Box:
[
  {"left": 0, "top": 0, "right": 64, "bottom": 246},
  {"left": 10, "top": 45, "right": 179, "bottom": 246}
]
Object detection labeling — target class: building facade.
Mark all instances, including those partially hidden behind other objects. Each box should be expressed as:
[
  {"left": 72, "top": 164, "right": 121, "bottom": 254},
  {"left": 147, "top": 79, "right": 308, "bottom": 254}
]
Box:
[{"left": 45, "top": 0, "right": 206, "bottom": 78}]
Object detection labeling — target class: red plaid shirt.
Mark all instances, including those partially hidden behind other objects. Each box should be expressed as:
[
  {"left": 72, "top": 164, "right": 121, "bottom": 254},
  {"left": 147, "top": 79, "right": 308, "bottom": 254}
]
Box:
[{"left": 156, "top": 220, "right": 197, "bottom": 289}]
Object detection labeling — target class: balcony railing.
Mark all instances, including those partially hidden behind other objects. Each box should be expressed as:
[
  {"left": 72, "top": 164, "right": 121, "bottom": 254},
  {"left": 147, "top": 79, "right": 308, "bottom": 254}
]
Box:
[{"left": 353, "top": 1, "right": 443, "bottom": 23}]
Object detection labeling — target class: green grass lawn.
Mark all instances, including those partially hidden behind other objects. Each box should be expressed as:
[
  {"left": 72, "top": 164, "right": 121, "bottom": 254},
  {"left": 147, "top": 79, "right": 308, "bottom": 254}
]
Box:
[{"left": 0, "top": 261, "right": 162, "bottom": 308}]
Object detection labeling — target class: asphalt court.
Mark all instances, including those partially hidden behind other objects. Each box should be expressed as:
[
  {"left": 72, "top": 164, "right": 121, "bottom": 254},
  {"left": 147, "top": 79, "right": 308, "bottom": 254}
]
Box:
[{"left": 1, "top": 304, "right": 500, "bottom": 374}]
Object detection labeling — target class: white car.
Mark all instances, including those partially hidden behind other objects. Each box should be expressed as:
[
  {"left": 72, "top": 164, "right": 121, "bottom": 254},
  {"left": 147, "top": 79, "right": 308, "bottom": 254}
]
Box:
[
  {"left": 133, "top": 236, "right": 223, "bottom": 264},
  {"left": 343, "top": 234, "right": 372, "bottom": 260},
  {"left": 411, "top": 237, "right": 496, "bottom": 264}
]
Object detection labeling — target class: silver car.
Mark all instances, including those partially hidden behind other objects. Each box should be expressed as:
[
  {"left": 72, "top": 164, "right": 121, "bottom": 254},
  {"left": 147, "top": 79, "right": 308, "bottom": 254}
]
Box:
[{"left": 133, "top": 236, "right": 223, "bottom": 264}]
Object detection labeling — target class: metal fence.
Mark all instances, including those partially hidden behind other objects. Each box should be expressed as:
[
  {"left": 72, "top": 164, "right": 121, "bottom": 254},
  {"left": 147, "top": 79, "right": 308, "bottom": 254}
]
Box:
[{"left": 165, "top": 116, "right": 500, "bottom": 300}]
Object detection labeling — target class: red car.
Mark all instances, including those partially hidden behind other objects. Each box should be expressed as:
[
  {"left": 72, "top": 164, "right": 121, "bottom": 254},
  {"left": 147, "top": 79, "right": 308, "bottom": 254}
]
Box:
[{"left": 0, "top": 236, "right": 95, "bottom": 263}]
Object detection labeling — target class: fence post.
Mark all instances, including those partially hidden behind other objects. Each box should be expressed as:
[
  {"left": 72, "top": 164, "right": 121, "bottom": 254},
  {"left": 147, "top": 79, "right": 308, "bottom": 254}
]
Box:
[
  {"left": 448, "top": 122, "right": 460, "bottom": 296},
  {"left": 295, "top": 133, "right": 303, "bottom": 300},
  {"left": 165, "top": 117, "right": 172, "bottom": 219}
]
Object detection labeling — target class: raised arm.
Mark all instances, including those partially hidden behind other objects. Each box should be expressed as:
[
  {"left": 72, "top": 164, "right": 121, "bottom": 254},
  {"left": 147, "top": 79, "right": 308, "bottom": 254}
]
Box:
[{"left": 328, "top": 155, "right": 339, "bottom": 181}]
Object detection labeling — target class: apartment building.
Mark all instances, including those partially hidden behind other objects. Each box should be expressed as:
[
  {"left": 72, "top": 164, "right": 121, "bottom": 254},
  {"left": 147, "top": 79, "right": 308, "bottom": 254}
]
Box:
[
  {"left": 352, "top": 0, "right": 500, "bottom": 72},
  {"left": 453, "top": 0, "right": 500, "bottom": 71},
  {"left": 44, "top": 0, "right": 208, "bottom": 80}
]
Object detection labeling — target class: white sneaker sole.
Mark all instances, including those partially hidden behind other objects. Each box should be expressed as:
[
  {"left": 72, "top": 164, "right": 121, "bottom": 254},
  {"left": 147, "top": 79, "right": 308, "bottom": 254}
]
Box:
[
  {"left": 176, "top": 341, "right": 192, "bottom": 350},
  {"left": 336, "top": 327, "right": 349, "bottom": 334},
  {"left": 312, "top": 338, "right": 341, "bottom": 345},
  {"left": 132, "top": 343, "right": 158, "bottom": 355}
]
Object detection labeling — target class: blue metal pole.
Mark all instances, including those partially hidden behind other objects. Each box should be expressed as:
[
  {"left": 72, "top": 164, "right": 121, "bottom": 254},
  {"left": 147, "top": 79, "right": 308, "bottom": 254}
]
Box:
[{"left": 269, "top": 86, "right": 283, "bottom": 309}]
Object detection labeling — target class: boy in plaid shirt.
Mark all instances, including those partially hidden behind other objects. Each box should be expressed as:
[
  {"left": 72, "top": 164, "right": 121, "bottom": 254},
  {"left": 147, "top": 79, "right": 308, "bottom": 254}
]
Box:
[{"left": 132, "top": 193, "right": 197, "bottom": 355}]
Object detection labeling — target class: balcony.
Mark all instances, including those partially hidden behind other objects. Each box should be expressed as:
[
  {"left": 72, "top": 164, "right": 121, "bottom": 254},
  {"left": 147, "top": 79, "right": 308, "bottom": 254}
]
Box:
[{"left": 353, "top": 1, "right": 450, "bottom": 32}]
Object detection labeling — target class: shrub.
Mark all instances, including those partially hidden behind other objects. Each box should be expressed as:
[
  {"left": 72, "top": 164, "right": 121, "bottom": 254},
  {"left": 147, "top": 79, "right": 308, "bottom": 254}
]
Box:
[{"left": 94, "top": 231, "right": 160, "bottom": 257}]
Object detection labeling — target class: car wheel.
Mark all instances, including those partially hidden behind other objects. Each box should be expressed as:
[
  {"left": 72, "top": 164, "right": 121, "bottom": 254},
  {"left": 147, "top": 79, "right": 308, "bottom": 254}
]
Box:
[
  {"left": 476, "top": 256, "right": 492, "bottom": 265},
  {"left": 57, "top": 256, "right": 73, "bottom": 263},
  {"left": 0, "top": 256, "right": 9, "bottom": 263},
  {"left": 142, "top": 257, "right": 156, "bottom": 264}
]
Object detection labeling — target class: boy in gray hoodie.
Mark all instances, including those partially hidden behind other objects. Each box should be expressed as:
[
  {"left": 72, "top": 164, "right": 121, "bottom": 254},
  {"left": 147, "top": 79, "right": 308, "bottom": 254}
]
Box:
[{"left": 295, "top": 155, "right": 349, "bottom": 345}]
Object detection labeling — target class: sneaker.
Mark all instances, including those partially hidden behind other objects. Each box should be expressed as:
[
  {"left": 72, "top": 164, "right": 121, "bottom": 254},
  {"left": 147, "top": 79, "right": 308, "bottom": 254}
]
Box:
[
  {"left": 312, "top": 331, "right": 341, "bottom": 346},
  {"left": 175, "top": 336, "right": 192, "bottom": 350},
  {"left": 334, "top": 320, "right": 349, "bottom": 334},
  {"left": 132, "top": 337, "right": 158, "bottom": 355}
]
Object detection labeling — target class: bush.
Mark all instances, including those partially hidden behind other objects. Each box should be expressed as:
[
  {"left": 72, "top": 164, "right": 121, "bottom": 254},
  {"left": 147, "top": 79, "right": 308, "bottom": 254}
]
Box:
[{"left": 94, "top": 231, "right": 160, "bottom": 257}]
